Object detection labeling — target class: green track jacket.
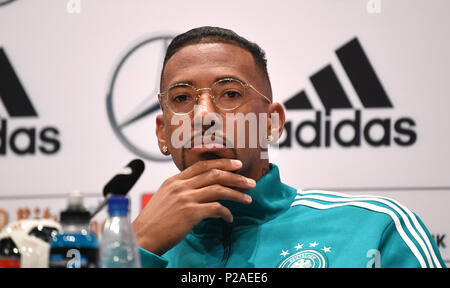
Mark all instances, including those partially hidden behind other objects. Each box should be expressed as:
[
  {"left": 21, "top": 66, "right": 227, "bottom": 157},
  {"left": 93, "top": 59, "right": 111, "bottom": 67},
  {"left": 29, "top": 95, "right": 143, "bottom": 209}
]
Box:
[{"left": 139, "top": 163, "right": 445, "bottom": 268}]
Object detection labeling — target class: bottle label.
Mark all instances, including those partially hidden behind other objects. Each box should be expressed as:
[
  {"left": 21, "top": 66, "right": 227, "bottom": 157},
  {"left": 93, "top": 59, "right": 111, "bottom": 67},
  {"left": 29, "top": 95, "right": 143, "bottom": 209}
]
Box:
[
  {"left": 49, "top": 247, "right": 98, "bottom": 268},
  {"left": 0, "top": 258, "right": 21, "bottom": 268}
]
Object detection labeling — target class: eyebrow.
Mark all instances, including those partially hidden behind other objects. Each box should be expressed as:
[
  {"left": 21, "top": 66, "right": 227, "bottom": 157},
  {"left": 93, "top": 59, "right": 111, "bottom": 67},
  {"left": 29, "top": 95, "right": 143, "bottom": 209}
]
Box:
[
  {"left": 169, "top": 75, "right": 245, "bottom": 88},
  {"left": 214, "top": 75, "right": 244, "bottom": 83}
]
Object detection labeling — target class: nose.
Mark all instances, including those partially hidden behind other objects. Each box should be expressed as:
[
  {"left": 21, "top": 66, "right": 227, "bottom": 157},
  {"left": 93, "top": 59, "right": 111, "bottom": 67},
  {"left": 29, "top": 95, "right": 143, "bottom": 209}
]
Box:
[
  {"left": 195, "top": 89, "right": 217, "bottom": 117},
  {"left": 193, "top": 90, "right": 221, "bottom": 136}
]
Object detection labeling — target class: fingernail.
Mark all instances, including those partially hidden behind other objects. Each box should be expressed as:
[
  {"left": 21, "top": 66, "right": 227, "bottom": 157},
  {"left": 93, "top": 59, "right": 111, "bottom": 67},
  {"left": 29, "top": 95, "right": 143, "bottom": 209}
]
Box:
[
  {"left": 245, "top": 195, "right": 252, "bottom": 203},
  {"left": 231, "top": 160, "right": 242, "bottom": 167},
  {"left": 247, "top": 178, "right": 256, "bottom": 186}
]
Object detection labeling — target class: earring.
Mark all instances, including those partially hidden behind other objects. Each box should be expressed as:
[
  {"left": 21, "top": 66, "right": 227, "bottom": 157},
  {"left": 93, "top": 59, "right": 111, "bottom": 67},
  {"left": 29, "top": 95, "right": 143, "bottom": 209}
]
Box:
[{"left": 162, "top": 145, "right": 168, "bottom": 153}]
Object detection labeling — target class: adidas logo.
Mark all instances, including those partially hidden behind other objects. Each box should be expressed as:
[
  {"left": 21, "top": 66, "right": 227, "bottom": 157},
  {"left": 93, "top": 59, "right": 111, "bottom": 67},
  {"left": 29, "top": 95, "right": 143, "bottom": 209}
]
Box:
[
  {"left": 0, "top": 47, "right": 38, "bottom": 118},
  {"left": 0, "top": 47, "right": 61, "bottom": 155},
  {"left": 280, "top": 38, "right": 417, "bottom": 148}
]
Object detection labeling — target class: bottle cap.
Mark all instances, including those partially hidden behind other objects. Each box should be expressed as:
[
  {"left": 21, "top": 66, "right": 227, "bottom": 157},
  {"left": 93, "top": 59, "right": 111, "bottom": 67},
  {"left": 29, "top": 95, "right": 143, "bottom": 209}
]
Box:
[
  {"left": 60, "top": 210, "right": 91, "bottom": 224},
  {"left": 60, "top": 191, "right": 90, "bottom": 224},
  {"left": 107, "top": 196, "right": 129, "bottom": 215}
]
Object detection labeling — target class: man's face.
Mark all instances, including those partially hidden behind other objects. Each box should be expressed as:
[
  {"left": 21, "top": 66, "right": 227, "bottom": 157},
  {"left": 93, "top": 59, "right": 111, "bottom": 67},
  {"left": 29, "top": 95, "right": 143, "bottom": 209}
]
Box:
[{"left": 157, "top": 42, "right": 281, "bottom": 177}]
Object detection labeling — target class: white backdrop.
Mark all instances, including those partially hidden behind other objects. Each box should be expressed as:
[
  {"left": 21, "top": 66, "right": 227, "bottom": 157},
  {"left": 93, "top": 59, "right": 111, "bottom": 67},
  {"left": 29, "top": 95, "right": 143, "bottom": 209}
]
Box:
[{"left": 0, "top": 0, "right": 449, "bottom": 264}]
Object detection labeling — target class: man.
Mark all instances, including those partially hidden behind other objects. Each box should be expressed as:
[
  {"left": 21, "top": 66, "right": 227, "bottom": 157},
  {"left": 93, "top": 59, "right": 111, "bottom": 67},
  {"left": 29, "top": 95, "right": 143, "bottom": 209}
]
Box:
[{"left": 132, "top": 26, "right": 445, "bottom": 268}]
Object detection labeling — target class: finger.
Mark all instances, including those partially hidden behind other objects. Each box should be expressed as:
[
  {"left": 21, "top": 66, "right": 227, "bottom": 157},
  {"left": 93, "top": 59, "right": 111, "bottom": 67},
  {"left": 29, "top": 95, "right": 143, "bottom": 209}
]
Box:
[
  {"left": 186, "top": 169, "right": 256, "bottom": 190},
  {"left": 194, "top": 184, "right": 252, "bottom": 204},
  {"left": 197, "top": 202, "right": 233, "bottom": 223},
  {"left": 177, "top": 158, "right": 243, "bottom": 180}
]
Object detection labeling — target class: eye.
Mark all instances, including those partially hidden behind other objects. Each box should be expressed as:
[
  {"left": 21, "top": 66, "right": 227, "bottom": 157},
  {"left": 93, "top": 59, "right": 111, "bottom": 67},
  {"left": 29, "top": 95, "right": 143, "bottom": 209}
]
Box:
[
  {"left": 173, "top": 94, "right": 190, "bottom": 103},
  {"left": 223, "top": 90, "right": 242, "bottom": 98}
]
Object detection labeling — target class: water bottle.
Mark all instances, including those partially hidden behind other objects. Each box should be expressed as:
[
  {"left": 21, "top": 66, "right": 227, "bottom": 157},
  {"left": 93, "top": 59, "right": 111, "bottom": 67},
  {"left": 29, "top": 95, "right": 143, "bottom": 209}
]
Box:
[
  {"left": 100, "top": 196, "right": 141, "bottom": 268},
  {"left": 0, "top": 234, "right": 20, "bottom": 268},
  {"left": 49, "top": 192, "right": 99, "bottom": 268}
]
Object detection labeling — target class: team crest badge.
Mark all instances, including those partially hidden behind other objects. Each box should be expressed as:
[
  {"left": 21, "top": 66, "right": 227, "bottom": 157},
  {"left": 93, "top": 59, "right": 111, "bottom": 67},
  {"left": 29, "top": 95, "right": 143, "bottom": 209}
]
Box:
[{"left": 278, "top": 241, "right": 331, "bottom": 268}]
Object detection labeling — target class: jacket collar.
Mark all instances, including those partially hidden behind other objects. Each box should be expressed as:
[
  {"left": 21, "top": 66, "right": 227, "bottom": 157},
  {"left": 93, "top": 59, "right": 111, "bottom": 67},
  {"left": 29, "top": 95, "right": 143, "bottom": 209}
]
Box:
[{"left": 192, "top": 163, "right": 296, "bottom": 236}]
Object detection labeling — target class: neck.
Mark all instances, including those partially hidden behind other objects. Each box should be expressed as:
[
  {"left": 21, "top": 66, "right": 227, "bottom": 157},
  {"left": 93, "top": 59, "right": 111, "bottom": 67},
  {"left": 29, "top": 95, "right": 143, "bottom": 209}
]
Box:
[{"left": 243, "top": 158, "right": 270, "bottom": 182}]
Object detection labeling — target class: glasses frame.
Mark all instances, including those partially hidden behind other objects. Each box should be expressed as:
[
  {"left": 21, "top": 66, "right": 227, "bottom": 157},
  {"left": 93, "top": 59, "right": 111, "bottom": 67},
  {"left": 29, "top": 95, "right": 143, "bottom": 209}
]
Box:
[{"left": 158, "top": 77, "right": 272, "bottom": 115}]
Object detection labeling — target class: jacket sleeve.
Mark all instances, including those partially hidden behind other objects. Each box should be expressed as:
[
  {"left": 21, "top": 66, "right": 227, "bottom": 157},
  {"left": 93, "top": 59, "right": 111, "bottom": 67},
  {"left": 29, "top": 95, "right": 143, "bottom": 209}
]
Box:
[
  {"left": 139, "top": 246, "right": 169, "bottom": 268},
  {"left": 377, "top": 215, "right": 446, "bottom": 268}
]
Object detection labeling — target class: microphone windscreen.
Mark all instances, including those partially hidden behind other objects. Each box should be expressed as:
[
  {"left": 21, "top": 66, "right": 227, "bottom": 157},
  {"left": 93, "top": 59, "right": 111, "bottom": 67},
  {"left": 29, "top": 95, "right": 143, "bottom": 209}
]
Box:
[{"left": 103, "top": 159, "right": 145, "bottom": 197}]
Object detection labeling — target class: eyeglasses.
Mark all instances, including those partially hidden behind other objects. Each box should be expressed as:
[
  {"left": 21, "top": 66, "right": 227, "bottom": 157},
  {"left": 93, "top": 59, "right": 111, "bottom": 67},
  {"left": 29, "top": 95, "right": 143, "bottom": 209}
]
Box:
[{"left": 158, "top": 77, "right": 271, "bottom": 114}]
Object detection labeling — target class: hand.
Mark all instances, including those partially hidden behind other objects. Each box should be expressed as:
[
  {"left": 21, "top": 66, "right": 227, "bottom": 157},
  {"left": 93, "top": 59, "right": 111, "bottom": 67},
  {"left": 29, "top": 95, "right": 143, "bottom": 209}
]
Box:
[{"left": 132, "top": 158, "right": 255, "bottom": 256}]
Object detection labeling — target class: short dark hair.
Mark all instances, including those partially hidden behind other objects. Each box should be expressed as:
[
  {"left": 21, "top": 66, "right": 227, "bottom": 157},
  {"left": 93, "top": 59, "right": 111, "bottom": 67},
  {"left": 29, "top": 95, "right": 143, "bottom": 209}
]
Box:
[{"left": 161, "top": 26, "right": 271, "bottom": 93}]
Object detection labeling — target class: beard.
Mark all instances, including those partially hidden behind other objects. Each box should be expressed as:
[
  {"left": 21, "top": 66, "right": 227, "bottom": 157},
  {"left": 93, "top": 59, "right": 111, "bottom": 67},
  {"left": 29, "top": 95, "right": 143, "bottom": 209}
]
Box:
[{"left": 181, "top": 145, "right": 238, "bottom": 170}]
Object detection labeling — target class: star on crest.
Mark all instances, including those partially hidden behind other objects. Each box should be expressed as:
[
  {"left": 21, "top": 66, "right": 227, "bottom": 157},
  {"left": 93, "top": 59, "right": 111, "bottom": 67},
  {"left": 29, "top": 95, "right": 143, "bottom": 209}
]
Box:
[
  {"left": 321, "top": 246, "right": 331, "bottom": 253},
  {"left": 280, "top": 250, "right": 289, "bottom": 257},
  {"left": 294, "top": 243, "right": 304, "bottom": 250},
  {"left": 309, "top": 241, "right": 319, "bottom": 247}
]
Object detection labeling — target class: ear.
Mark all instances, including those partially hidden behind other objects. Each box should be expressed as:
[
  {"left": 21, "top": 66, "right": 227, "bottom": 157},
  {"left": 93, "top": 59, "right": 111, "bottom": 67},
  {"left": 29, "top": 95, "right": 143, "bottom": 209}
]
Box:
[
  {"left": 266, "top": 102, "right": 286, "bottom": 143},
  {"left": 156, "top": 114, "right": 170, "bottom": 155}
]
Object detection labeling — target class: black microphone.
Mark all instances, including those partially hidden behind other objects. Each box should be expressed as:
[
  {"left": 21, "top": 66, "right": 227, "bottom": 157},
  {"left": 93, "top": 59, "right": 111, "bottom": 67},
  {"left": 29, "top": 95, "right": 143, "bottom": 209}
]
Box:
[
  {"left": 90, "top": 159, "right": 145, "bottom": 219},
  {"left": 103, "top": 159, "right": 145, "bottom": 197}
]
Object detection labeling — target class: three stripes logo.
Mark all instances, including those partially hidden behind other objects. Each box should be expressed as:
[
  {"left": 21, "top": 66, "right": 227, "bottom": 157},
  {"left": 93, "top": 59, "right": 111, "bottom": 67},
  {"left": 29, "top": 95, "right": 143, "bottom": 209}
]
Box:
[
  {"left": 0, "top": 0, "right": 18, "bottom": 7},
  {"left": 0, "top": 48, "right": 38, "bottom": 118},
  {"left": 0, "top": 47, "right": 61, "bottom": 155},
  {"left": 280, "top": 37, "right": 417, "bottom": 149}
]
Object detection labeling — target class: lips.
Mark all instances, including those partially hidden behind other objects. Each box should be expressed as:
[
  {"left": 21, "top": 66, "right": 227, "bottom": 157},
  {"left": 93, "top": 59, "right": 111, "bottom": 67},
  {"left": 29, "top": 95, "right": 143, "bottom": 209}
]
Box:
[{"left": 189, "top": 134, "right": 228, "bottom": 152}]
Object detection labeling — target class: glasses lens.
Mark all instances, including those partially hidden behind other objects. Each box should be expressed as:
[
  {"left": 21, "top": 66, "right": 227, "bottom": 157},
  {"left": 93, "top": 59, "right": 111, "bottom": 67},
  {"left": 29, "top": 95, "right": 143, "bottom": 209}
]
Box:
[
  {"left": 212, "top": 79, "right": 245, "bottom": 110},
  {"left": 167, "top": 84, "right": 196, "bottom": 113}
]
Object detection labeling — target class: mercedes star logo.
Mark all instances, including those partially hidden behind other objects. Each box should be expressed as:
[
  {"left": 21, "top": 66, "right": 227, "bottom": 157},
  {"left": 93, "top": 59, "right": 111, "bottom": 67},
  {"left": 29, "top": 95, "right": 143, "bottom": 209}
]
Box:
[{"left": 106, "top": 35, "right": 174, "bottom": 162}]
